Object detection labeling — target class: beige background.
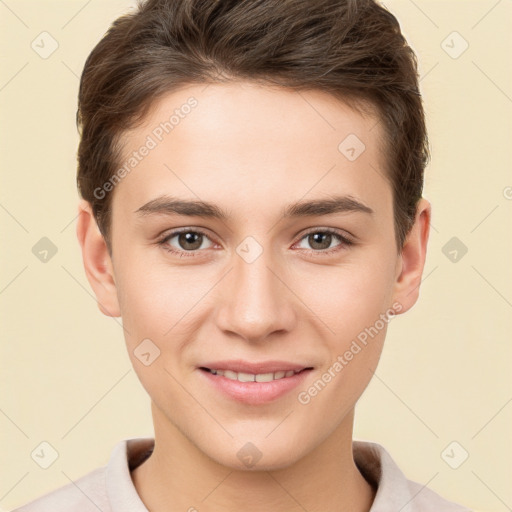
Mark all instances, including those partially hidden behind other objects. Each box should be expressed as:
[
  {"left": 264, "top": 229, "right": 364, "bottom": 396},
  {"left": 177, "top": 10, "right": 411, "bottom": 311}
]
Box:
[{"left": 1, "top": 1, "right": 511, "bottom": 510}]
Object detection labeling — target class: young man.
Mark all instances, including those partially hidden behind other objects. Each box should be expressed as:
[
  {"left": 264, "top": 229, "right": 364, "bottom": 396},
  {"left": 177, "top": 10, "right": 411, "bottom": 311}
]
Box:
[{"left": 14, "top": 0, "right": 471, "bottom": 511}]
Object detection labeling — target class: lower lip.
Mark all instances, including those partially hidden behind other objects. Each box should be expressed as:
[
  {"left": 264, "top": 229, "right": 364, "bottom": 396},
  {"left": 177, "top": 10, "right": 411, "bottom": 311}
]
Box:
[{"left": 199, "top": 368, "right": 312, "bottom": 405}]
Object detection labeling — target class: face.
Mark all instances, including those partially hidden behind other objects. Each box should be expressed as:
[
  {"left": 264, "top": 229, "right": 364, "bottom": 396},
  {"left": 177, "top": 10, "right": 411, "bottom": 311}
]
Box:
[{"left": 79, "top": 81, "right": 429, "bottom": 470}]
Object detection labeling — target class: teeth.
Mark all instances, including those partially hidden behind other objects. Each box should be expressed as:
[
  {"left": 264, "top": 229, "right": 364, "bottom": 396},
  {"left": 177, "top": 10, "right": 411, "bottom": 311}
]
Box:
[
  {"left": 238, "top": 372, "right": 255, "bottom": 382},
  {"left": 255, "top": 372, "right": 274, "bottom": 382},
  {"left": 224, "top": 370, "right": 237, "bottom": 380},
  {"left": 208, "top": 368, "right": 301, "bottom": 382}
]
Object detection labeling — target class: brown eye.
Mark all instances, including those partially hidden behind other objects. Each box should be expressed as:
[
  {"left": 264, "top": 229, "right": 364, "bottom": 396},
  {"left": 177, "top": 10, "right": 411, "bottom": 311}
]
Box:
[
  {"left": 159, "top": 229, "right": 214, "bottom": 255},
  {"left": 308, "top": 232, "right": 333, "bottom": 250},
  {"left": 177, "top": 232, "right": 204, "bottom": 251},
  {"left": 294, "top": 229, "right": 353, "bottom": 255}
]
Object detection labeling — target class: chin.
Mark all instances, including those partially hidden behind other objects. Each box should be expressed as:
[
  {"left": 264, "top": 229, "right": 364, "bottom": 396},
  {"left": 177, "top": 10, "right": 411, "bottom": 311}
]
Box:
[
  {"left": 197, "top": 433, "right": 309, "bottom": 472},
  {"left": 215, "top": 448, "right": 302, "bottom": 472}
]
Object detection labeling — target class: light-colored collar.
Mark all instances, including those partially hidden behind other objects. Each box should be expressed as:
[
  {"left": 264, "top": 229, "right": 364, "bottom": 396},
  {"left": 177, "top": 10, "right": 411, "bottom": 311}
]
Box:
[{"left": 106, "top": 437, "right": 470, "bottom": 512}]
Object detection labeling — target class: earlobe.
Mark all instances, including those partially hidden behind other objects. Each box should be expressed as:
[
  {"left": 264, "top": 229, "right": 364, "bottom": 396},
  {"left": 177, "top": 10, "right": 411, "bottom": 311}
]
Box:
[
  {"left": 391, "top": 198, "right": 431, "bottom": 314},
  {"left": 76, "top": 199, "right": 121, "bottom": 317}
]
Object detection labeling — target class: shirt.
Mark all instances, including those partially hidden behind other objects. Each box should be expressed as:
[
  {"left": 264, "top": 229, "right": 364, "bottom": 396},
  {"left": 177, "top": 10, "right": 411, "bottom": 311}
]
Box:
[{"left": 12, "top": 438, "right": 471, "bottom": 511}]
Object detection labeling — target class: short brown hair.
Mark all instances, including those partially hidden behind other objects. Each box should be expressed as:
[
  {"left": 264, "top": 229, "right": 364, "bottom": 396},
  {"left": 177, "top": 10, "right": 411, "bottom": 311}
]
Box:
[{"left": 77, "top": 0, "right": 429, "bottom": 254}]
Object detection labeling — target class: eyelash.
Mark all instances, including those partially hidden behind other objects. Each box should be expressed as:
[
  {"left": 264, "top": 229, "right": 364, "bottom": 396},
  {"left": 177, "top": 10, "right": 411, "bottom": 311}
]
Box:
[{"left": 156, "top": 227, "right": 354, "bottom": 258}]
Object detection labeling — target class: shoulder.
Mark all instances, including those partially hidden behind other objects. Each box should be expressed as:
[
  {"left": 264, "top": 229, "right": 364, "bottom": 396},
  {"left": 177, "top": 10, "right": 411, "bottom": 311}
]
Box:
[
  {"left": 11, "top": 438, "right": 153, "bottom": 512},
  {"left": 405, "top": 478, "right": 473, "bottom": 511},
  {"left": 11, "top": 466, "right": 108, "bottom": 512},
  {"left": 353, "top": 440, "right": 472, "bottom": 512}
]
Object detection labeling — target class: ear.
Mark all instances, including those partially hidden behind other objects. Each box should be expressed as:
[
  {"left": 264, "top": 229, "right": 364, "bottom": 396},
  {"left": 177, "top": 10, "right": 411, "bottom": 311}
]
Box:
[
  {"left": 391, "top": 197, "right": 431, "bottom": 314},
  {"left": 76, "top": 199, "right": 121, "bottom": 317}
]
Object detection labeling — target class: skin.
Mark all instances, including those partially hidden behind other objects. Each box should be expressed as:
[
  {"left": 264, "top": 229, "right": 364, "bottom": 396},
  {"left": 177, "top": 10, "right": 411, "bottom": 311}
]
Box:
[{"left": 76, "top": 81, "right": 430, "bottom": 512}]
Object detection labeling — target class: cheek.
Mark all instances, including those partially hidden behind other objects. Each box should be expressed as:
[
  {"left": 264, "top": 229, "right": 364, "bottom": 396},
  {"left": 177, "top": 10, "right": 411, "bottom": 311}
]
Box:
[
  {"left": 114, "top": 253, "right": 218, "bottom": 355},
  {"left": 114, "top": 260, "right": 174, "bottom": 348},
  {"left": 291, "top": 251, "right": 395, "bottom": 399},
  {"left": 293, "top": 252, "right": 396, "bottom": 341},
  {"left": 114, "top": 261, "right": 190, "bottom": 398}
]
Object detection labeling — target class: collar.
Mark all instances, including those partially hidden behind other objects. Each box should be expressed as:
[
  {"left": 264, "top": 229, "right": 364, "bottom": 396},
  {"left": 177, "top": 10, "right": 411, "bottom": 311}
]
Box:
[{"left": 105, "top": 437, "right": 466, "bottom": 512}]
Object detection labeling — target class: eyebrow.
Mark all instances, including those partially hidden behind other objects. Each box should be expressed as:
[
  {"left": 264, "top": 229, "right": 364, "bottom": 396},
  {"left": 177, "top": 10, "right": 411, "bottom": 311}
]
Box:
[{"left": 134, "top": 194, "right": 374, "bottom": 219}]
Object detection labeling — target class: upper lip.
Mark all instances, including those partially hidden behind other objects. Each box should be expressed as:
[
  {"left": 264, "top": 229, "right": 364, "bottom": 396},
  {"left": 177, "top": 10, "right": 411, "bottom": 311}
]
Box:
[{"left": 199, "top": 360, "right": 313, "bottom": 374}]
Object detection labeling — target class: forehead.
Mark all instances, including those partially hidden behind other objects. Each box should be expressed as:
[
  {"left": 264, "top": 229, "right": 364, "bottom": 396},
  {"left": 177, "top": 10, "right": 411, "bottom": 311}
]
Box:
[{"left": 112, "top": 81, "right": 390, "bottom": 221}]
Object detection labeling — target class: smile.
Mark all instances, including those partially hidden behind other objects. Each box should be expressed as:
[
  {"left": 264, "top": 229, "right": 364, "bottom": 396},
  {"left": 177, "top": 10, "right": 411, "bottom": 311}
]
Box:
[
  {"left": 198, "top": 365, "right": 313, "bottom": 405},
  {"left": 201, "top": 368, "right": 303, "bottom": 382}
]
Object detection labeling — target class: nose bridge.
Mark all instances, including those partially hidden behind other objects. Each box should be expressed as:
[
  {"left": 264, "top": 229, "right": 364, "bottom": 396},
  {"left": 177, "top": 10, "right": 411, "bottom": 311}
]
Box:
[{"left": 215, "top": 240, "right": 295, "bottom": 341}]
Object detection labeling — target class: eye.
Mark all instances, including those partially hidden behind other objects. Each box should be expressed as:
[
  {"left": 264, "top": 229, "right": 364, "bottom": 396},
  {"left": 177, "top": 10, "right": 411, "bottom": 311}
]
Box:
[
  {"left": 294, "top": 228, "right": 353, "bottom": 255},
  {"left": 156, "top": 227, "right": 354, "bottom": 258},
  {"left": 158, "top": 229, "right": 215, "bottom": 256}
]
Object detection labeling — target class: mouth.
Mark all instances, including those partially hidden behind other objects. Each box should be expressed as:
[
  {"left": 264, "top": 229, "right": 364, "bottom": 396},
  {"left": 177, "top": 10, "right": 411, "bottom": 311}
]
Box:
[
  {"left": 197, "top": 362, "right": 314, "bottom": 405},
  {"left": 199, "top": 367, "right": 312, "bottom": 383}
]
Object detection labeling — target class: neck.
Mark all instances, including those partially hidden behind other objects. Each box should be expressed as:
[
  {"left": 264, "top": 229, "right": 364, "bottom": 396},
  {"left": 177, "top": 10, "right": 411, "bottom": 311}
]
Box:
[{"left": 132, "top": 403, "right": 375, "bottom": 512}]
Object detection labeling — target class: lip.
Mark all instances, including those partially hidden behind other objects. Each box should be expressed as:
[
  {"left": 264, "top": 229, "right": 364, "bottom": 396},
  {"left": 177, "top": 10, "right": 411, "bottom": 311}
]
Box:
[
  {"left": 197, "top": 360, "right": 314, "bottom": 405},
  {"left": 199, "top": 359, "right": 311, "bottom": 374}
]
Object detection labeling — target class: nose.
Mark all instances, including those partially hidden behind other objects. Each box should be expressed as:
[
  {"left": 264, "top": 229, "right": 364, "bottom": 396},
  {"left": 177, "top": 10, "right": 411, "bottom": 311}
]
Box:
[{"left": 214, "top": 245, "right": 297, "bottom": 343}]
